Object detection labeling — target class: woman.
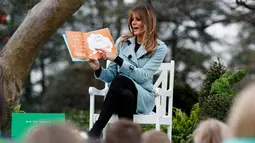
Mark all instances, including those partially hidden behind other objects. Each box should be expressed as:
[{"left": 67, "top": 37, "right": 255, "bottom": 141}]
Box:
[{"left": 87, "top": 3, "right": 168, "bottom": 138}]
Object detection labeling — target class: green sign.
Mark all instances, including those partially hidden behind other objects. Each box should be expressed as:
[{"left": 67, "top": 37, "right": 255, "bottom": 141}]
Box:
[
  {"left": 11, "top": 113, "right": 65, "bottom": 142},
  {"left": 0, "top": 138, "right": 17, "bottom": 143}
]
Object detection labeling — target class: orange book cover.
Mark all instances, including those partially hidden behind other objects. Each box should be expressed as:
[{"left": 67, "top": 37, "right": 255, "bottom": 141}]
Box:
[{"left": 63, "top": 28, "right": 117, "bottom": 62}]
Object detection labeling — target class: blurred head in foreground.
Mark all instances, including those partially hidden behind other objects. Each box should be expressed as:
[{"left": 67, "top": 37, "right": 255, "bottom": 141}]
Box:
[
  {"left": 193, "top": 118, "right": 229, "bottom": 143},
  {"left": 24, "top": 122, "right": 84, "bottom": 143},
  {"left": 227, "top": 83, "right": 255, "bottom": 138},
  {"left": 105, "top": 119, "right": 142, "bottom": 143},
  {"left": 142, "top": 129, "right": 170, "bottom": 143}
]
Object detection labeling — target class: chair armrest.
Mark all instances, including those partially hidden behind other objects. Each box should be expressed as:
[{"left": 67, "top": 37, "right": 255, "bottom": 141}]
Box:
[
  {"left": 89, "top": 87, "right": 109, "bottom": 96},
  {"left": 156, "top": 88, "right": 171, "bottom": 97}
]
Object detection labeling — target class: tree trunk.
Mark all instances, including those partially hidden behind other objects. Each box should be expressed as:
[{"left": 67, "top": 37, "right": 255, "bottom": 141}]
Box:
[{"left": 0, "top": 0, "right": 86, "bottom": 105}]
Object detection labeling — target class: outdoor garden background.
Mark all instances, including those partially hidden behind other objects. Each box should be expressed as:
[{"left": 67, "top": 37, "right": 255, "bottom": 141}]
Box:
[{"left": 0, "top": 0, "right": 254, "bottom": 143}]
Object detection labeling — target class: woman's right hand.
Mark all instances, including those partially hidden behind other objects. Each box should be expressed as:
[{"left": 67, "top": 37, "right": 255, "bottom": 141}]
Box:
[{"left": 88, "top": 57, "right": 100, "bottom": 70}]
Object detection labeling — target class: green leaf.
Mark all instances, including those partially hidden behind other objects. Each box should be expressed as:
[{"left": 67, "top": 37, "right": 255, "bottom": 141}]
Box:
[
  {"left": 172, "top": 104, "right": 199, "bottom": 143},
  {"left": 13, "top": 104, "right": 21, "bottom": 111}
]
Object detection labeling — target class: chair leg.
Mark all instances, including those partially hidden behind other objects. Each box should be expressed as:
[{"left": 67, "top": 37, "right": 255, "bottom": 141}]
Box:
[
  {"left": 156, "top": 122, "right": 160, "bottom": 131},
  {"left": 167, "top": 125, "right": 172, "bottom": 140},
  {"left": 155, "top": 96, "right": 160, "bottom": 131},
  {"left": 89, "top": 94, "right": 95, "bottom": 130}
]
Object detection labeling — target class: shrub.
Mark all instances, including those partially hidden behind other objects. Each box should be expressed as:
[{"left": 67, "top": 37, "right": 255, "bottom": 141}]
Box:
[
  {"left": 199, "top": 94, "right": 233, "bottom": 121},
  {"left": 65, "top": 109, "right": 89, "bottom": 131},
  {"left": 141, "top": 104, "right": 200, "bottom": 143},
  {"left": 171, "top": 103, "right": 199, "bottom": 143},
  {"left": 199, "top": 58, "right": 247, "bottom": 121},
  {"left": 199, "top": 57, "right": 227, "bottom": 99},
  {"left": 210, "top": 70, "right": 247, "bottom": 95}
]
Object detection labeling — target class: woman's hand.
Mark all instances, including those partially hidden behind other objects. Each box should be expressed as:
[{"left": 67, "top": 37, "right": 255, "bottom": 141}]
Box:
[
  {"left": 88, "top": 57, "right": 100, "bottom": 70},
  {"left": 96, "top": 48, "right": 117, "bottom": 61}
]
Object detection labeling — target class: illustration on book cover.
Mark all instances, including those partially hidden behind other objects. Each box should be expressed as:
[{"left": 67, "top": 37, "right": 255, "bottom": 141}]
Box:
[{"left": 63, "top": 28, "right": 116, "bottom": 62}]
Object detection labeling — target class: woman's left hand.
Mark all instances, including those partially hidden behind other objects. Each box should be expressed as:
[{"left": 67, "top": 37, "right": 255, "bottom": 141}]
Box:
[{"left": 96, "top": 48, "right": 117, "bottom": 61}]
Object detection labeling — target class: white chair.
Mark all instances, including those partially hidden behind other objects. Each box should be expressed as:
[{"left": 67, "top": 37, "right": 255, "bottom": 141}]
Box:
[{"left": 89, "top": 60, "right": 175, "bottom": 139}]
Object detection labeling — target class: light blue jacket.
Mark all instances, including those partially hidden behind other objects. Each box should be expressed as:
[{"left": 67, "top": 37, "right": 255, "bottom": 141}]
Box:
[{"left": 95, "top": 36, "right": 168, "bottom": 114}]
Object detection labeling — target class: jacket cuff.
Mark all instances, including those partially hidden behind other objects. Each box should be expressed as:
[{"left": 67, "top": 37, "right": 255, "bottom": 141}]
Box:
[
  {"left": 118, "top": 60, "right": 135, "bottom": 75},
  {"left": 114, "top": 56, "right": 123, "bottom": 67},
  {"left": 94, "top": 67, "right": 102, "bottom": 78}
]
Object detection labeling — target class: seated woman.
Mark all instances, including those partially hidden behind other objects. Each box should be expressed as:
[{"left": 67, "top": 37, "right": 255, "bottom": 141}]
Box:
[{"left": 87, "top": 3, "right": 168, "bottom": 138}]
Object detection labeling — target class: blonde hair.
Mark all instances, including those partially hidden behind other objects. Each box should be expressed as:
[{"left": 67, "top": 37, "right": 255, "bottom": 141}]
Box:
[
  {"left": 105, "top": 119, "right": 142, "bottom": 143},
  {"left": 142, "top": 129, "right": 170, "bottom": 143},
  {"left": 121, "top": 4, "right": 158, "bottom": 56},
  {"left": 227, "top": 83, "right": 255, "bottom": 138},
  {"left": 193, "top": 118, "right": 229, "bottom": 143},
  {"left": 24, "top": 122, "right": 84, "bottom": 143}
]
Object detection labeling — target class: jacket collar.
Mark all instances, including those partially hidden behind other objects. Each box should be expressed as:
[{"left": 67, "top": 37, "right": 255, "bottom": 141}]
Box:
[
  {"left": 122, "top": 37, "right": 137, "bottom": 66},
  {"left": 126, "top": 36, "right": 148, "bottom": 59}
]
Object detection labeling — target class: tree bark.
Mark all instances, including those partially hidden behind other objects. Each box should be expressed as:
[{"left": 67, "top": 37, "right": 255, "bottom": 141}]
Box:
[{"left": 0, "top": 0, "right": 86, "bottom": 104}]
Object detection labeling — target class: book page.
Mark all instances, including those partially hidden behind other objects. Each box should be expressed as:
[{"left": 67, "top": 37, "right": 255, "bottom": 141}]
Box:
[
  {"left": 64, "top": 28, "right": 117, "bottom": 61},
  {"left": 83, "top": 28, "right": 117, "bottom": 59},
  {"left": 62, "top": 34, "right": 87, "bottom": 62},
  {"left": 65, "top": 31, "right": 89, "bottom": 60}
]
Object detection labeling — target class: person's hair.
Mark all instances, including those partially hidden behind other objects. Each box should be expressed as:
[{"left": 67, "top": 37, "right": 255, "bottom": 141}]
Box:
[
  {"left": 121, "top": 3, "right": 158, "bottom": 56},
  {"left": 227, "top": 83, "right": 255, "bottom": 138},
  {"left": 193, "top": 118, "right": 229, "bottom": 143},
  {"left": 24, "top": 122, "right": 84, "bottom": 143},
  {"left": 105, "top": 119, "right": 142, "bottom": 143},
  {"left": 141, "top": 129, "right": 170, "bottom": 143}
]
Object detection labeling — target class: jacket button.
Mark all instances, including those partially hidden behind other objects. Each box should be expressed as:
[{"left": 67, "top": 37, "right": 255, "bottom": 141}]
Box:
[{"left": 129, "top": 65, "right": 134, "bottom": 70}]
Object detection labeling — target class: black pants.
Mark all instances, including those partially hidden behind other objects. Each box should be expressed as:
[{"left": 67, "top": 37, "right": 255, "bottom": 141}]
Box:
[{"left": 88, "top": 75, "right": 138, "bottom": 138}]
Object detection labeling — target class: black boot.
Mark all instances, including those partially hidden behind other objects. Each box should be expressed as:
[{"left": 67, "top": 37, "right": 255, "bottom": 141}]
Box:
[
  {"left": 87, "top": 90, "right": 117, "bottom": 138},
  {"left": 87, "top": 122, "right": 102, "bottom": 138}
]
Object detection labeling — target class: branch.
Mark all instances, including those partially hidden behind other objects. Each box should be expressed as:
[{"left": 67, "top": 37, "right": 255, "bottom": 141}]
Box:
[
  {"left": 203, "top": 18, "right": 231, "bottom": 29},
  {"left": 0, "top": 0, "right": 86, "bottom": 103},
  {"left": 236, "top": 0, "right": 255, "bottom": 10}
]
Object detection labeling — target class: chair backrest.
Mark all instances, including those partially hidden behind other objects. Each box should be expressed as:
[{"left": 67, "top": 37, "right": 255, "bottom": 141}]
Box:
[{"left": 153, "top": 60, "right": 175, "bottom": 117}]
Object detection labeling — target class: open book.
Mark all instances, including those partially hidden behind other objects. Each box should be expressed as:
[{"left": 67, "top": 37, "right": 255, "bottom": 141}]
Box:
[{"left": 62, "top": 28, "right": 117, "bottom": 62}]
